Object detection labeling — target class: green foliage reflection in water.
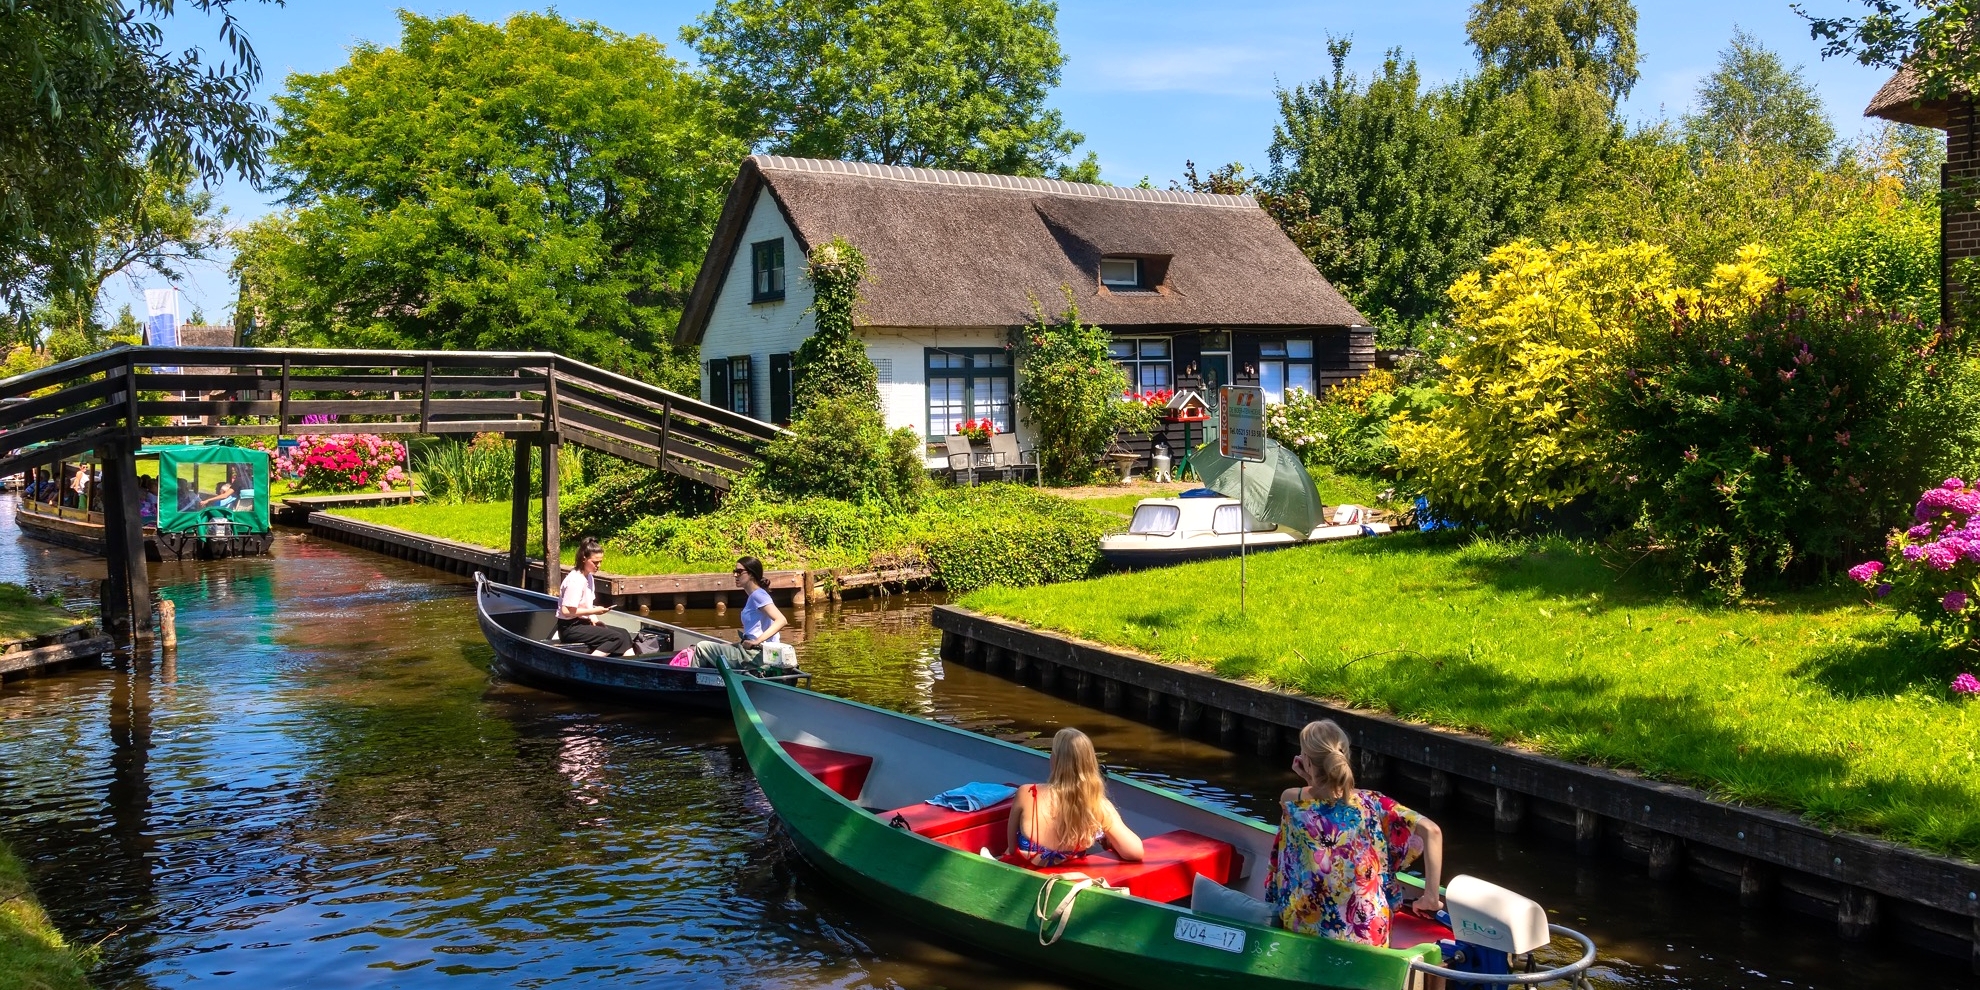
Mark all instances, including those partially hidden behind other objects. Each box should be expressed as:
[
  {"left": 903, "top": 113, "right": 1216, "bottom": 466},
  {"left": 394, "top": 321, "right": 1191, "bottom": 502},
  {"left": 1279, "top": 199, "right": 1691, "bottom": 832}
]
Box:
[{"left": 962, "top": 534, "right": 1980, "bottom": 859}]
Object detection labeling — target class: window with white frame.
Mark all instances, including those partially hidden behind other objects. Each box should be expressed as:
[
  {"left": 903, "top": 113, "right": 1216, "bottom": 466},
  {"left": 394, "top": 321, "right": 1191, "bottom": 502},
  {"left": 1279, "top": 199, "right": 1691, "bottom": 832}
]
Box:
[
  {"left": 1108, "top": 337, "right": 1172, "bottom": 392},
  {"left": 1099, "top": 257, "right": 1142, "bottom": 288},
  {"left": 1258, "top": 338, "right": 1314, "bottom": 402}
]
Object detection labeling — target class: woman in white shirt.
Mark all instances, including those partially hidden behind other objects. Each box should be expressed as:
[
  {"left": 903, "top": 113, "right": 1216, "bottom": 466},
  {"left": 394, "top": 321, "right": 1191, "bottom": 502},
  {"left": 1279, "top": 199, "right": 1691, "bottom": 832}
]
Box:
[
  {"left": 557, "top": 538, "right": 633, "bottom": 656},
  {"left": 734, "top": 556, "right": 787, "bottom": 650}
]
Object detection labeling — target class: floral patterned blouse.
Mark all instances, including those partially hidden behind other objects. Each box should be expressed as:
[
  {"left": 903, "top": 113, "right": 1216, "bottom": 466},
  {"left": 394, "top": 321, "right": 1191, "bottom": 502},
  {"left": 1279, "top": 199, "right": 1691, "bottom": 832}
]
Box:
[{"left": 1265, "top": 788, "right": 1426, "bottom": 946}]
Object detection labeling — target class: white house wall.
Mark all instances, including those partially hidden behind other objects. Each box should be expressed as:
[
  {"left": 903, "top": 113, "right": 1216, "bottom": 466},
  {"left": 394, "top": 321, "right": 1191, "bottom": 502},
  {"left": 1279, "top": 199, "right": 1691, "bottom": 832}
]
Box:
[
  {"left": 697, "top": 189, "right": 815, "bottom": 414},
  {"left": 861, "top": 326, "right": 1034, "bottom": 464}
]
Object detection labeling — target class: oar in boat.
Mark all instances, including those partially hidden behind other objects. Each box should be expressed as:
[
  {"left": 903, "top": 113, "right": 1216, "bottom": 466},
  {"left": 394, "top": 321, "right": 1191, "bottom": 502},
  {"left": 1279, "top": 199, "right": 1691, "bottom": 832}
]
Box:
[{"left": 716, "top": 661, "right": 1598, "bottom": 990}]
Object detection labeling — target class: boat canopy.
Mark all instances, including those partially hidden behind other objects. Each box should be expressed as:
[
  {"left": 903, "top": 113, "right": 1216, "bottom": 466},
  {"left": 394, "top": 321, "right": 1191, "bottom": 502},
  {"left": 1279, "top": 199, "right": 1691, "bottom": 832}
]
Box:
[{"left": 144, "top": 444, "right": 271, "bottom": 535}]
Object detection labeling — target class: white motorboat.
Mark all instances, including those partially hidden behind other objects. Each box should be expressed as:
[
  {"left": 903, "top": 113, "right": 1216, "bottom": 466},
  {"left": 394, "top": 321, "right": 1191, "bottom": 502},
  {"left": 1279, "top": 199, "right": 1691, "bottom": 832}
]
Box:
[{"left": 1100, "top": 491, "right": 1390, "bottom": 569}]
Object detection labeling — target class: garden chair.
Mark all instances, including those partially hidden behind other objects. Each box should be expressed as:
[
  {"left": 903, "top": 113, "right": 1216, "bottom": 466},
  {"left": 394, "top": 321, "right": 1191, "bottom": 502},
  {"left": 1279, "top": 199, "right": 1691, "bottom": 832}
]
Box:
[
  {"left": 988, "top": 432, "right": 1038, "bottom": 484},
  {"left": 943, "top": 434, "right": 988, "bottom": 486}
]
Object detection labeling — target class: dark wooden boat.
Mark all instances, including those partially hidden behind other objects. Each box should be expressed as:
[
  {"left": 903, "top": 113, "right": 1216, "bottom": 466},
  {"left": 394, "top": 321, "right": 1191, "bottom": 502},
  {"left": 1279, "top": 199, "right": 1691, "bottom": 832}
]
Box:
[
  {"left": 721, "top": 666, "right": 1597, "bottom": 990},
  {"left": 474, "top": 572, "right": 805, "bottom": 708}
]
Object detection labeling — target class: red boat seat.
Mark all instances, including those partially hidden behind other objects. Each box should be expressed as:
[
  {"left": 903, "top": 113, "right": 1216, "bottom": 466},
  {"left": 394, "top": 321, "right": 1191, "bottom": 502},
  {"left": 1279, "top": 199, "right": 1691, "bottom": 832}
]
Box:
[
  {"left": 1389, "top": 909, "right": 1453, "bottom": 948},
  {"left": 782, "top": 742, "right": 873, "bottom": 801},
  {"left": 1032, "top": 830, "right": 1236, "bottom": 904},
  {"left": 881, "top": 798, "right": 1016, "bottom": 855}
]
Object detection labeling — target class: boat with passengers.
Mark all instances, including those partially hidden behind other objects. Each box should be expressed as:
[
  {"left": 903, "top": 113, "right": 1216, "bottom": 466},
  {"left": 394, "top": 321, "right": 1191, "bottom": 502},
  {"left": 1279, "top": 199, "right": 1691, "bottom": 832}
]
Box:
[
  {"left": 720, "top": 663, "right": 1598, "bottom": 990},
  {"left": 474, "top": 572, "right": 808, "bottom": 708}
]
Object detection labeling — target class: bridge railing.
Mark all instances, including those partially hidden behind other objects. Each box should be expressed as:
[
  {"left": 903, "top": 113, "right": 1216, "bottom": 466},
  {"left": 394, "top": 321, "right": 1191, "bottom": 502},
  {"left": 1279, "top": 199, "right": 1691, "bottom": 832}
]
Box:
[{"left": 0, "top": 346, "right": 784, "bottom": 489}]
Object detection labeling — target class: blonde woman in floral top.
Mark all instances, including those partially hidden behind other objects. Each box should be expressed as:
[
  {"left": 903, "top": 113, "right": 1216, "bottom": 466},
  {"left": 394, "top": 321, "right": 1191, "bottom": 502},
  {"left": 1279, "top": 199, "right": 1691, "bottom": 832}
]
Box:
[{"left": 1265, "top": 720, "right": 1445, "bottom": 947}]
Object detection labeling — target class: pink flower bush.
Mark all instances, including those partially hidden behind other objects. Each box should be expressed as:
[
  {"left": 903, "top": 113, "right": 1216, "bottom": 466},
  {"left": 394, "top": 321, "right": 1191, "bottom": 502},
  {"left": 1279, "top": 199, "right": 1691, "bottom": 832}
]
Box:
[
  {"left": 1953, "top": 672, "right": 1980, "bottom": 696},
  {"left": 277, "top": 434, "right": 408, "bottom": 493},
  {"left": 1851, "top": 479, "right": 1980, "bottom": 650}
]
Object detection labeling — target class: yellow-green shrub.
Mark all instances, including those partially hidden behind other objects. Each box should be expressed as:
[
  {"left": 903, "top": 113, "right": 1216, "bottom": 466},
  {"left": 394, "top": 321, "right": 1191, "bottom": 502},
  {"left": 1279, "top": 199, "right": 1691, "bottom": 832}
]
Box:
[{"left": 1390, "top": 240, "right": 1772, "bottom": 527}]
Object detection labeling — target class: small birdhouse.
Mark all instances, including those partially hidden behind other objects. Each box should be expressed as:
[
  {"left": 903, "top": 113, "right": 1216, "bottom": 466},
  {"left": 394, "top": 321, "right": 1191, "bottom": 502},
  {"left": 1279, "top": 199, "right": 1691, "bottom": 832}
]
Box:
[{"left": 1164, "top": 389, "right": 1211, "bottom": 422}]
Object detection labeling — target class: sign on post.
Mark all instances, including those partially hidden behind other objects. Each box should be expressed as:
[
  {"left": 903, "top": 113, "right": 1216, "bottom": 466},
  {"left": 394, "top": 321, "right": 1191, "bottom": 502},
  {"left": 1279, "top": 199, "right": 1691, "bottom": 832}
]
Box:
[{"left": 1219, "top": 385, "right": 1266, "bottom": 462}]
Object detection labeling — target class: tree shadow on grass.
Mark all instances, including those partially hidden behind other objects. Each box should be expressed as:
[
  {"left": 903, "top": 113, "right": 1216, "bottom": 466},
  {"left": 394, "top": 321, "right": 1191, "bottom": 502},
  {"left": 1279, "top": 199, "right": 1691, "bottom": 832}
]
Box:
[{"left": 1789, "top": 625, "right": 1963, "bottom": 700}]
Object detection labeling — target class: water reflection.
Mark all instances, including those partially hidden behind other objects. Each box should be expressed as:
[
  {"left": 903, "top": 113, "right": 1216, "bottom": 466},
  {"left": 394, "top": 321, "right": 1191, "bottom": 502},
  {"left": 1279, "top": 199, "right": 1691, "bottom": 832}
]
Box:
[{"left": 0, "top": 502, "right": 1971, "bottom": 988}]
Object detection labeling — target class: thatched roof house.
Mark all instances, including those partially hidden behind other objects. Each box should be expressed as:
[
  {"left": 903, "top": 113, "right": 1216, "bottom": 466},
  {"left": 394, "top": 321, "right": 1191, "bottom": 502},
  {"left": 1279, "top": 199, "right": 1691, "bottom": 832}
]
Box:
[{"left": 678, "top": 156, "right": 1371, "bottom": 438}]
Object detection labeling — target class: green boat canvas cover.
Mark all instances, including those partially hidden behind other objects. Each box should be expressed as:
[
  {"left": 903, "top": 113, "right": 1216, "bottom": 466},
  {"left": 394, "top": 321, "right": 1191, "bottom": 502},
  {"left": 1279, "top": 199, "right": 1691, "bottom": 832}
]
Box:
[{"left": 149, "top": 444, "right": 271, "bottom": 535}]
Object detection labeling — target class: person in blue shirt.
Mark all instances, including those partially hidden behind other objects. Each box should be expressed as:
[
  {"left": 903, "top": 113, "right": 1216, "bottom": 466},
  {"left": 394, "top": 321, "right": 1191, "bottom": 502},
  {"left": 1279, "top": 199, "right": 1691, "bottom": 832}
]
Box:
[{"left": 734, "top": 556, "right": 787, "bottom": 649}]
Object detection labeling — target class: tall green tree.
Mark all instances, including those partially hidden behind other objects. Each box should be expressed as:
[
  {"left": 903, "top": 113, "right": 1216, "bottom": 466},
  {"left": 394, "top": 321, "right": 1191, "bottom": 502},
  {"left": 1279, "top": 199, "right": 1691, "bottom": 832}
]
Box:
[
  {"left": 234, "top": 12, "right": 740, "bottom": 388},
  {"left": 1, "top": 0, "right": 270, "bottom": 313},
  {"left": 1466, "top": 0, "right": 1640, "bottom": 104},
  {"left": 684, "top": 0, "right": 1090, "bottom": 178},
  {"left": 1263, "top": 39, "right": 1612, "bottom": 332},
  {"left": 1683, "top": 29, "right": 1835, "bottom": 166},
  {"left": 1800, "top": 0, "right": 1980, "bottom": 98}
]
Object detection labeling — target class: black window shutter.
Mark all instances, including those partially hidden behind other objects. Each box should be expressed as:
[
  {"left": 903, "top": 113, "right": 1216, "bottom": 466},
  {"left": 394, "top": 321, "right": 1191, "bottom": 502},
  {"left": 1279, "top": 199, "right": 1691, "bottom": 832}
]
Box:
[
  {"left": 769, "top": 353, "right": 793, "bottom": 424},
  {"left": 708, "top": 358, "right": 729, "bottom": 410}
]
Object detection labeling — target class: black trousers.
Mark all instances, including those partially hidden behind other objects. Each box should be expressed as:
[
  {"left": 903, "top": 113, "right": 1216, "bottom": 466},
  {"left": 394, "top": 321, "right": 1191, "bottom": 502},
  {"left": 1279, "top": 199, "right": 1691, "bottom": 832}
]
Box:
[{"left": 557, "top": 617, "right": 632, "bottom": 654}]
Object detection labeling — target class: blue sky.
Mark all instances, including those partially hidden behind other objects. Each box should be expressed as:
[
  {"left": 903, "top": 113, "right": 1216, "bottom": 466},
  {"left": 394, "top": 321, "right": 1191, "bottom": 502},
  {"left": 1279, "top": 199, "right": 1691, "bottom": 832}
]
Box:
[{"left": 119, "top": 0, "right": 1902, "bottom": 326}]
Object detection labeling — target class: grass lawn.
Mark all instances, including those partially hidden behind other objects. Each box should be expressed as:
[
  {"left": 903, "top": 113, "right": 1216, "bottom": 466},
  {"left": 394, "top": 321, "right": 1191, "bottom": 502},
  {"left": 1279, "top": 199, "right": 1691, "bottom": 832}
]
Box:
[
  {"left": 0, "top": 584, "right": 84, "bottom": 642},
  {"left": 0, "top": 843, "right": 91, "bottom": 990},
  {"left": 328, "top": 501, "right": 719, "bottom": 575},
  {"left": 962, "top": 533, "right": 1980, "bottom": 860}
]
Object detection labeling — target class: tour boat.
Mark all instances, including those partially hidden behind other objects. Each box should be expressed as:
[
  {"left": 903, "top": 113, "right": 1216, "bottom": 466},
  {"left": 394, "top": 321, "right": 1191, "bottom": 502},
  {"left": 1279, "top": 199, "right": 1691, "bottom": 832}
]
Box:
[
  {"left": 1100, "top": 494, "right": 1393, "bottom": 569},
  {"left": 473, "top": 573, "right": 806, "bottom": 709},
  {"left": 720, "top": 665, "right": 1597, "bottom": 990}
]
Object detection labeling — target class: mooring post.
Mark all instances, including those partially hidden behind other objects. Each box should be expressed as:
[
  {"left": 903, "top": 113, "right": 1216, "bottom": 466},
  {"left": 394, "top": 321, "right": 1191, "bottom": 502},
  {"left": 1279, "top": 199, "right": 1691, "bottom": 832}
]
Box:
[
  {"left": 158, "top": 599, "right": 177, "bottom": 649},
  {"left": 1647, "top": 833, "right": 1685, "bottom": 881},
  {"left": 1575, "top": 810, "right": 1603, "bottom": 856},
  {"left": 508, "top": 437, "right": 533, "bottom": 586},
  {"left": 1738, "top": 859, "right": 1775, "bottom": 908},
  {"left": 1838, "top": 888, "right": 1880, "bottom": 942},
  {"left": 541, "top": 436, "right": 561, "bottom": 592}
]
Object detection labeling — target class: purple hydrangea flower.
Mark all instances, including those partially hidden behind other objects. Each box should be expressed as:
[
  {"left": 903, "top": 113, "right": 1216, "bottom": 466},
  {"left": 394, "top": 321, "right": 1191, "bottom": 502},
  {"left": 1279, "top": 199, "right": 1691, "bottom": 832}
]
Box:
[
  {"left": 1875, "top": 582, "right": 1893, "bottom": 598},
  {"left": 1947, "top": 477, "right": 1968, "bottom": 490},
  {"left": 1910, "top": 523, "right": 1936, "bottom": 539},
  {"left": 1847, "top": 561, "right": 1885, "bottom": 583},
  {"left": 1926, "top": 544, "right": 1961, "bottom": 571},
  {"left": 1945, "top": 590, "right": 1970, "bottom": 612},
  {"left": 1954, "top": 672, "right": 1980, "bottom": 696},
  {"left": 1903, "top": 544, "right": 1928, "bottom": 562}
]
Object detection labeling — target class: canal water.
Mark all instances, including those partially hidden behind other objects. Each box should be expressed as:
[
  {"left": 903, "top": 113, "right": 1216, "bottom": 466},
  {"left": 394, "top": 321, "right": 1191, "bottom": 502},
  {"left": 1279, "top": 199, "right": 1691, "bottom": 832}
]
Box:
[{"left": 0, "top": 502, "right": 1972, "bottom": 989}]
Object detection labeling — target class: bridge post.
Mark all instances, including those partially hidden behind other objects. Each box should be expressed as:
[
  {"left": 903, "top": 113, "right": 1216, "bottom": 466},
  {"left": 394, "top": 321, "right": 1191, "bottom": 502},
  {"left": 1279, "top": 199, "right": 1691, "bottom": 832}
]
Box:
[
  {"left": 541, "top": 436, "right": 561, "bottom": 593},
  {"left": 98, "top": 437, "right": 150, "bottom": 644},
  {"left": 509, "top": 437, "right": 533, "bottom": 587}
]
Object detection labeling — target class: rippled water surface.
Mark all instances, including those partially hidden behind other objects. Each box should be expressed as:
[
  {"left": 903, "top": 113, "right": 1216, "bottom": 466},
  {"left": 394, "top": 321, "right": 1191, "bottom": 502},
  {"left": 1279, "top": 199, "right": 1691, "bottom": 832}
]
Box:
[{"left": 0, "top": 500, "right": 1973, "bottom": 989}]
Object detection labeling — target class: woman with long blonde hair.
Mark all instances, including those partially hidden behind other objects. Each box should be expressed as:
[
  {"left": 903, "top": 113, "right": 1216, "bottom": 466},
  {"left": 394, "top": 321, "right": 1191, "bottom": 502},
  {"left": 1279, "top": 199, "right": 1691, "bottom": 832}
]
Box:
[
  {"left": 1266, "top": 720, "right": 1444, "bottom": 947},
  {"left": 1005, "top": 728, "right": 1144, "bottom": 866}
]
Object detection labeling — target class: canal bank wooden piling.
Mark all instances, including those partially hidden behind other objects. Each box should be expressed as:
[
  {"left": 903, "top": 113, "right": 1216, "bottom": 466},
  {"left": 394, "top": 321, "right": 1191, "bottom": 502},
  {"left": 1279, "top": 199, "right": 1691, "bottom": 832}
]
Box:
[{"left": 931, "top": 604, "right": 1980, "bottom": 971}]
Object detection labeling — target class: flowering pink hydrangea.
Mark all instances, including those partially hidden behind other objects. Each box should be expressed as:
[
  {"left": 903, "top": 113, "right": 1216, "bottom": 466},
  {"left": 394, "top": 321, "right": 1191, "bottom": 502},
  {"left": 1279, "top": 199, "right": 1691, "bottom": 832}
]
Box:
[
  {"left": 1848, "top": 561, "right": 1884, "bottom": 582},
  {"left": 1902, "top": 544, "right": 1928, "bottom": 562},
  {"left": 1945, "top": 591, "right": 1970, "bottom": 612},
  {"left": 1858, "top": 480, "right": 1980, "bottom": 649},
  {"left": 1909, "top": 523, "right": 1936, "bottom": 539},
  {"left": 280, "top": 434, "right": 408, "bottom": 493},
  {"left": 1954, "top": 672, "right": 1980, "bottom": 696}
]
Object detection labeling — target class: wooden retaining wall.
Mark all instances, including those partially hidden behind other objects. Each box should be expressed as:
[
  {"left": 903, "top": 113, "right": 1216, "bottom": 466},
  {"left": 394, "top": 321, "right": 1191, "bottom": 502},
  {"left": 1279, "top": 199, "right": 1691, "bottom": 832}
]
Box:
[
  {"left": 304, "top": 512, "right": 934, "bottom": 609},
  {"left": 0, "top": 624, "right": 113, "bottom": 681},
  {"left": 932, "top": 604, "right": 1980, "bottom": 971}
]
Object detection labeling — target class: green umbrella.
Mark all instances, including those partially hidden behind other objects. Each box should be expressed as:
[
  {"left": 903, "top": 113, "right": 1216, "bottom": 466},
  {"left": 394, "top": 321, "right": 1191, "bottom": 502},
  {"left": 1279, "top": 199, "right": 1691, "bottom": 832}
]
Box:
[{"left": 1190, "top": 437, "right": 1324, "bottom": 535}]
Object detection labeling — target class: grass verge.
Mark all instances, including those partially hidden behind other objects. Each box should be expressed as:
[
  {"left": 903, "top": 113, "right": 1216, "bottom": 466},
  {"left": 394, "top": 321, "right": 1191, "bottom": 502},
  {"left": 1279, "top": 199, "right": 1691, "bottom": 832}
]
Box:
[
  {"left": 0, "top": 843, "right": 91, "bottom": 990},
  {"left": 961, "top": 533, "right": 1980, "bottom": 860},
  {"left": 328, "top": 500, "right": 712, "bottom": 574},
  {"left": 0, "top": 585, "right": 85, "bottom": 642}
]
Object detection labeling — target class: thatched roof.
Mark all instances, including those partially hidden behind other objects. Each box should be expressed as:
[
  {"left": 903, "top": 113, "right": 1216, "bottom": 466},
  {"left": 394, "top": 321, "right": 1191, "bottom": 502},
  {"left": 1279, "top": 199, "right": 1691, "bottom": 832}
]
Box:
[
  {"left": 177, "top": 324, "right": 236, "bottom": 348},
  {"left": 675, "top": 156, "right": 1366, "bottom": 346},
  {"left": 1864, "top": 65, "right": 1958, "bottom": 128}
]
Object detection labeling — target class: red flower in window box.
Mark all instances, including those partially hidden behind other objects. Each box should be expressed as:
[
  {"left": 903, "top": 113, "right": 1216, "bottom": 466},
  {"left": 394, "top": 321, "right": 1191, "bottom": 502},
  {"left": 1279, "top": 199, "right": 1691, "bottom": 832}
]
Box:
[{"left": 957, "top": 419, "right": 996, "bottom": 443}]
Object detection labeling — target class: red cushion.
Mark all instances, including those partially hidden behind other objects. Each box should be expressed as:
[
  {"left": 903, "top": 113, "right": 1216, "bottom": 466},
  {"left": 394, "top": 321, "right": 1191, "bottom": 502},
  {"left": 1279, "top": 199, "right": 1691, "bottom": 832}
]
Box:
[
  {"left": 1389, "top": 909, "right": 1453, "bottom": 948},
  {"left": 782, "top": 742, "right": 873, "bottom": 801},
  {"left": 1033, "top": 830, "right": 1236, "bottom": 904},
  {"left": 886, "top": 797, "right": 1014, "bottom": 837}
]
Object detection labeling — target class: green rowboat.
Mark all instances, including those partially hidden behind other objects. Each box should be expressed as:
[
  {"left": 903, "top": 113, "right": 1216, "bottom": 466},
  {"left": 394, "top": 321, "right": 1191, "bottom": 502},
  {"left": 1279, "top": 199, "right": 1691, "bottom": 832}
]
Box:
[{"left": 721, "top": 667, "right": 1598, "bottom": 990}]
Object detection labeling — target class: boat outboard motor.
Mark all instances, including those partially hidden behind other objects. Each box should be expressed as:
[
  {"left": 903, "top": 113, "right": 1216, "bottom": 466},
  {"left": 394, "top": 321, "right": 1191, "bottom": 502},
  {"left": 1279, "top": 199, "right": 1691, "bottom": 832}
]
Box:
[{"left": 1433, "top": 875, "right": 1554, "bottom": 990}]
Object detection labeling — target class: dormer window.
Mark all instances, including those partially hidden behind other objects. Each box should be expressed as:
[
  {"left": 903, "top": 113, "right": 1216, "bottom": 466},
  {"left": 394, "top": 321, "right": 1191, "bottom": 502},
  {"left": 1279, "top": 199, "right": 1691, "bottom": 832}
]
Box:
[{"left": 1100, "top": 257, "right": 1142, "bottom": 288}]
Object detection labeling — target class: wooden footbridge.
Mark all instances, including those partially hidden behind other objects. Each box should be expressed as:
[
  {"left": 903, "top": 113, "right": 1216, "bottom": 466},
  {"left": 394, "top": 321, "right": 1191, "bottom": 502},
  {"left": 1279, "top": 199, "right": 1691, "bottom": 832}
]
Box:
[{"left": 0, "top": 345, "right": 784, "bottom": 640}]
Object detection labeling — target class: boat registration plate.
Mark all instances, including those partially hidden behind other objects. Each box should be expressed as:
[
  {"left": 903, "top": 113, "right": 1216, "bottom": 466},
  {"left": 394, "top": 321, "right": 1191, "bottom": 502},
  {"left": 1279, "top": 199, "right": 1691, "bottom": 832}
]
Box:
[
  {"left": 695, "top": 672, "right": 722, "bottom": 686},
  {"left": 1174, "top": 917, "right": 1246, "bottom": 953}
]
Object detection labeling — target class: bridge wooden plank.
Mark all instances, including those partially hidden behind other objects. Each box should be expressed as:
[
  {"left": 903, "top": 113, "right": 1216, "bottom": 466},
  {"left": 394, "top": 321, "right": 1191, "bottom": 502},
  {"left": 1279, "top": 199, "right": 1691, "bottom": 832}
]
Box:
[
  {"left": 551, "top": 366, "right": 779, "bottom": 444},
  {"left": 0, "top": 351, "right": 129, "bottom": 400},
  {"left": 136, "top": 398, "right": 541, "bottom": 418},
  {"left": 0, "top": 375, "right": 124, "bottom": 423},
  {"left": 0, "top": 430, "right": 119, "bottom": 479},
  {"left": 0, "top": 403, "right": 122, "bottom": 453},
  {"left": 559, "top": 424, "right": 660, "bottom": 468}
]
